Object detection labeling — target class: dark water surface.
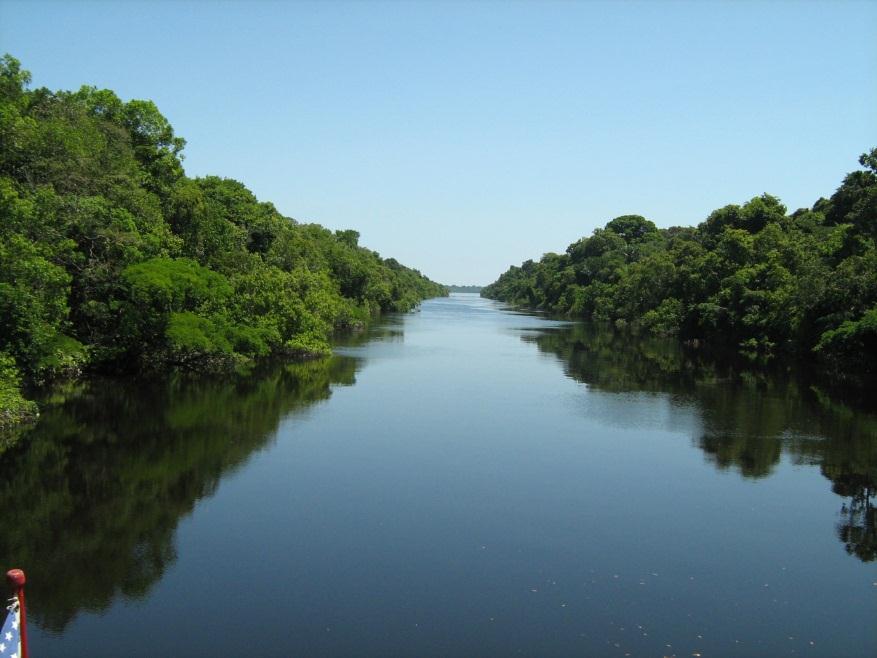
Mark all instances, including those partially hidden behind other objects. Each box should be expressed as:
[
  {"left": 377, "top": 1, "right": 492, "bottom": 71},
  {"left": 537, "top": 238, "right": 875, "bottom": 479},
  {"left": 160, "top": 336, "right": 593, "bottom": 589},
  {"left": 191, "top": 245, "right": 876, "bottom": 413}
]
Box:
[{"left": 1, "top": 294, "right": 875, "bottom": 657}]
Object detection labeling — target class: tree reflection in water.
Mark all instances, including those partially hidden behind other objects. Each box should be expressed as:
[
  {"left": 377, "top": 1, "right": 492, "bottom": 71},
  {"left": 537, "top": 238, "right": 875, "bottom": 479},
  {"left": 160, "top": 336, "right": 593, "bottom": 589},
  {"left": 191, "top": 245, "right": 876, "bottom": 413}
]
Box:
[
  {"left": 0, "top": 356, "right": 359, "bottom": 632},
  {"left": 2, "top": 316, "right": 874, "bottom": 639},
  {"left": 525, "top": 323, "right": 877, "bottom": 563}
]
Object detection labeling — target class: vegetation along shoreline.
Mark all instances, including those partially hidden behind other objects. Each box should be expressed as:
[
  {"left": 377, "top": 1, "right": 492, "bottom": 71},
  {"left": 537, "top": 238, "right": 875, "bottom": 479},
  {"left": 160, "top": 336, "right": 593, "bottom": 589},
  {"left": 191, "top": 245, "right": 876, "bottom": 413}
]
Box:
[
  {"left": 2, "top": 50, "right": 875, "bottom": 429},
  {"left": 482, "top": 149, "right": 877, "bottom": 388},
  {"left": 0, "top": 55, "right": 447, "bottom": 428}
]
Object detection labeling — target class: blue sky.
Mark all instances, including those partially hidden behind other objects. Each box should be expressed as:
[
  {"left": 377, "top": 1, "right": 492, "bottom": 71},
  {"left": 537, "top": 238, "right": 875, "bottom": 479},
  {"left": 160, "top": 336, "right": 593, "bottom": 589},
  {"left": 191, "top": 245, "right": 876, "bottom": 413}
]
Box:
[{"left": 2, "top": 1, "right": 875, "bottom": 284}]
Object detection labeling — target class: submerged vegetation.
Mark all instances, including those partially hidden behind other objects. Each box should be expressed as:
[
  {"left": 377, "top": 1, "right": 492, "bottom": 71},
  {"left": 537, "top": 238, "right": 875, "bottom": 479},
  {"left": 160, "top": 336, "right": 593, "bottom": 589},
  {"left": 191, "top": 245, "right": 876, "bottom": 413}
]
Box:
[
  {"left": 483, "top": 151, "right": 877, "bottom": 382},
  {"left": 0, "top": 55, "right": 445, "bottom": 421}
]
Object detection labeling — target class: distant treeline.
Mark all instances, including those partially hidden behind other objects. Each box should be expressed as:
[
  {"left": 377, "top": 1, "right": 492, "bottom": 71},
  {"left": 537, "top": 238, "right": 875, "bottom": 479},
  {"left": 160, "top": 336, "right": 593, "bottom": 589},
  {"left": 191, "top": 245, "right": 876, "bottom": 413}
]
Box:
[
  {"left": 483, "top": 149, "right": 877, "bottom": 382},
  {"left": 447, "top": 285, "right": 483, "bottom": 293},
  {"left": 0, "top": 55, "right": 446, "bottom": 426}
]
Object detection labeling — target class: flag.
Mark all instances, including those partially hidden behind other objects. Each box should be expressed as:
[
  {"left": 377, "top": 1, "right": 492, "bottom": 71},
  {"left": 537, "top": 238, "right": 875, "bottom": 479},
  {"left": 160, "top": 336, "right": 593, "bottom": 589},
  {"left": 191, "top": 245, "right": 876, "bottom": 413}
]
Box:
[{"left": 0, "top": 598, "right": 20, "bottom": 658}]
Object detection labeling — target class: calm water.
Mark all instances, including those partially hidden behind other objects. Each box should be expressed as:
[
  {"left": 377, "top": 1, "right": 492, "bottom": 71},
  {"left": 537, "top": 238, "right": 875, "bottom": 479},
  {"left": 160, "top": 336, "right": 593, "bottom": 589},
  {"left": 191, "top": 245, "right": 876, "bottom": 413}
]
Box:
[{"left": 1, "top": 293, "right": 875, "bottom": 657}]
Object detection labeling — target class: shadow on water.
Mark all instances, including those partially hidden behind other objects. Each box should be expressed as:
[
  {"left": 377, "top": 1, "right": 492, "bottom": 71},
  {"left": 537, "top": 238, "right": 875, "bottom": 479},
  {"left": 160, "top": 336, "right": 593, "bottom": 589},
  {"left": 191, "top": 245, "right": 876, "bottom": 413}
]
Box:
[
  {"left": 0, "top": 355, "right": 361, "bottom": 633},
  {"left": 525, "top": 323, "right": 877, "bottom": 563}
]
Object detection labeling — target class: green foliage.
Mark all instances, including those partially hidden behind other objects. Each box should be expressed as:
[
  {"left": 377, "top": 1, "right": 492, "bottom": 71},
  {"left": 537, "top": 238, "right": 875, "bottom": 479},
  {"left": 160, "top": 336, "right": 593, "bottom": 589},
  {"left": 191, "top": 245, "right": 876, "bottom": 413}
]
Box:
[
  {"left": 164, "top": 311, "right": 237, "bottom": 368},
  {"left": 0, "top": 352, "right": 37, "bottom": 428},
  {"left": 0, "top": 227, "right": 74, "bottom": 374},
  {"left": 815, "top": 307, "right": 877, "bottom": 379},
  {"left": 641, "top": 297, "right": 683, "bottom": 336},
  {"left": 123, "top": 257, "right": 231, "bottom": 311},
  {"left": 484, "top": 150, "right": 877, "bottom": 382},
  {"left": 0, "top": 55, "right": 446, "bottom": 422}
]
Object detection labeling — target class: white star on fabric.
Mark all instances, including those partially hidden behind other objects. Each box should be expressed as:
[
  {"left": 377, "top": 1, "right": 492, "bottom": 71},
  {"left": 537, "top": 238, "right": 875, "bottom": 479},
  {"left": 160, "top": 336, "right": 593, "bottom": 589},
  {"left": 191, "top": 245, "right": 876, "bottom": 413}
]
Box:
[
  {"left": 9, "top": 622, "right": 15, "bottom": 631},
  {"left": 10, "top": 653, "right": 15, "bottom": 658},
  {"left": 3, "top": 633, "right": 10, "bottom": 642},
  {"left": 0, "top": 641, "right": 6, "bottom": 651}
]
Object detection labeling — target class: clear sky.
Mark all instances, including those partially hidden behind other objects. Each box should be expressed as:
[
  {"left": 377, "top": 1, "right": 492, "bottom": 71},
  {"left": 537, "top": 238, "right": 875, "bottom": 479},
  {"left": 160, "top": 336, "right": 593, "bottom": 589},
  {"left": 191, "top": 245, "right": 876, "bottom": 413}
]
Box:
[{"left": 1, "top": 1, "right": 875, "bottom": 285}]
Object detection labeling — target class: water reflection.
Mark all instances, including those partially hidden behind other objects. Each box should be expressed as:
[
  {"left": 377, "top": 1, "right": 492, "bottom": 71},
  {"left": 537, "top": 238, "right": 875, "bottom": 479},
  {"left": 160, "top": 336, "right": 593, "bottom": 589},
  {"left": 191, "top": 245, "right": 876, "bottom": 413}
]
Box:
[
  {"left": 526, "top": 323, "right": 877, "bottom": 563},
  {"left": 332, "top": 314, "right": 406, "bottom": 349},
  {"left": 0, "top": 356, "right": 360, "bottom": 632}
]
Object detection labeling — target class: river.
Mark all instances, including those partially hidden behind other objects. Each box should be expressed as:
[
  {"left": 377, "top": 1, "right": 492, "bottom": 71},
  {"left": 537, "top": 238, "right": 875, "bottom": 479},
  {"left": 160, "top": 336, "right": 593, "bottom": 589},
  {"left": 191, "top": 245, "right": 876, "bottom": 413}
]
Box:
[{"left": 1, "top": 293, "right": 874, "bottom": 657}]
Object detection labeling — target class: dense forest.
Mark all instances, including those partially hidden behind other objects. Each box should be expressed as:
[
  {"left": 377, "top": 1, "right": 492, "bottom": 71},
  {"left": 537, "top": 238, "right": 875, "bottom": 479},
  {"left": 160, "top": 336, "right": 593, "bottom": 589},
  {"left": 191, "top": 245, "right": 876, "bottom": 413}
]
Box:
[
  {"left": 483, "top": 150, "right": 877, "bottom": 382},
  {"left": 0, "top": 55, "right": 446, "bottom": 426}
]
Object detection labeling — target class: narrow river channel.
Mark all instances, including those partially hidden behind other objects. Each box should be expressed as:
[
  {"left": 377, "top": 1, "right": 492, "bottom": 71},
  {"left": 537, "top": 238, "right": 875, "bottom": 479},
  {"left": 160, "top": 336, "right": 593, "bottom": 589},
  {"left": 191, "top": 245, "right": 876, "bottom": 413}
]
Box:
[{"left": 1, "top": 293, "right": 875, "bottom": 657}]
